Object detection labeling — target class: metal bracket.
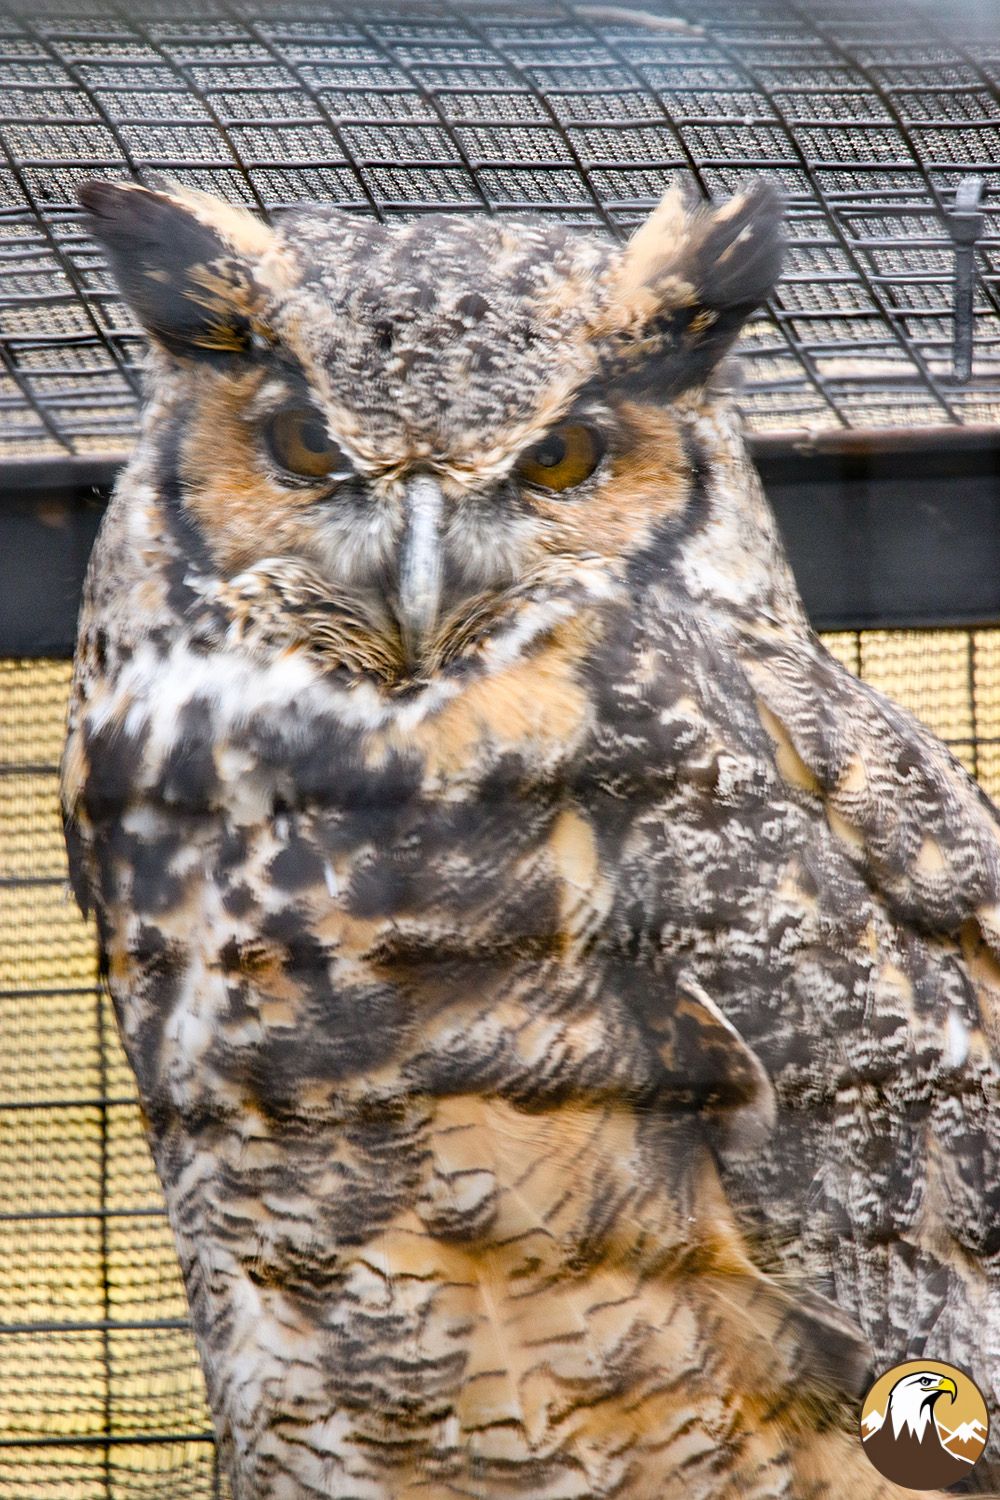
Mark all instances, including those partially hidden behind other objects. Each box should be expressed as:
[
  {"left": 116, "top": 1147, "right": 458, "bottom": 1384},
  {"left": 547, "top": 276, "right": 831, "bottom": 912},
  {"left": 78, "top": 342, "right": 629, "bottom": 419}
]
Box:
[{"left": 948, "top": 175, "right": 985, "bottom": 384}]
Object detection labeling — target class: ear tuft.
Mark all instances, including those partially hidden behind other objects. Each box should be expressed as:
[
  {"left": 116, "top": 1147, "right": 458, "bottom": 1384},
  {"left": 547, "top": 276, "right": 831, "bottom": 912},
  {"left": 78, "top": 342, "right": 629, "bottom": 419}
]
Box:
[
  {"left": 599, "top": 178, "right": 783, "bottom": 399},
  {"left": 614, "top": 182, "right": 692, "bottom": 305},
  {"left": 692, "top": 179, "right": 784, "bottom": 312},
  {"left": 78, "top": 180, "right": 275, "bottom": 359}
]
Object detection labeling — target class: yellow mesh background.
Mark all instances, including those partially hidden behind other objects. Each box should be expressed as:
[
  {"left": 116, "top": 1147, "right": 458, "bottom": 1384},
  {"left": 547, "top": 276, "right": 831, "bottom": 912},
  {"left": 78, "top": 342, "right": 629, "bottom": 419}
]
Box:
[
  {"left": 2, "top": 640, "right": 1000, "bottom": 1493},
  {"left": 0, "top": 661, "right": 226, "bottom": 1499}
]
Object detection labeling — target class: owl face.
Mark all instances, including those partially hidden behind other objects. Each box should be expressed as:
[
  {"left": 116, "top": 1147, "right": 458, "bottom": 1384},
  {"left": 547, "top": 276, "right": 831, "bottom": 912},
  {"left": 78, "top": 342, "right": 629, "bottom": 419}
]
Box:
[{"left": 81, "top": 178, "right": 781, "bottom": 678}]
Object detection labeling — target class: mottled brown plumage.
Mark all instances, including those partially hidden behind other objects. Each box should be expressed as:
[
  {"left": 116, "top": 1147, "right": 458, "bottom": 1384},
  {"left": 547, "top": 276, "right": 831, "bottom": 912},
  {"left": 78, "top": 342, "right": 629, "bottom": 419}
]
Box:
[{"left": 63, "top": 177, "right": 999, "bottom": 1498}]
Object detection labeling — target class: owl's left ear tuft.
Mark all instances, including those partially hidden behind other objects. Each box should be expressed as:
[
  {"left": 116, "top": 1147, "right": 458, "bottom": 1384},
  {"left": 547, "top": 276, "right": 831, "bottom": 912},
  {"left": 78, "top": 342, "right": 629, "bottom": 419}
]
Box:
[
  {"left": 599, "top": 179, "right": 783, "bottom": 399},
  {"left": 78, "top": 179, "right": 277, "bottom": 360}
]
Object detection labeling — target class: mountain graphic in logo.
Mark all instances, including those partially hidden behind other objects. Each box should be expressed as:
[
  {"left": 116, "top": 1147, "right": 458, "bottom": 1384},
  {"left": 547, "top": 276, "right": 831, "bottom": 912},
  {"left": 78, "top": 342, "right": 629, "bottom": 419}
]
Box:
[
  {"left": 859, "top": 1360, "right": 989, "bottom": 1490},
  {"left": 938, "top": 1417, "right": 989, "bottom": 1463}
]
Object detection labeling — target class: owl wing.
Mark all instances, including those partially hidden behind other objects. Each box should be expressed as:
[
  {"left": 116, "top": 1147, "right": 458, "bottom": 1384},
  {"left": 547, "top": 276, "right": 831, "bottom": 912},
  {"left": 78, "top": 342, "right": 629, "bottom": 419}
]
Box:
[
  {"left": 61, "top": 677, "right": 99, "bottom": 919},
  {"left": 733, "top": 625, "right": 1000, "bottom": 1426},
  {"left": 745, "top": 630, "right": 1000, "bottom": 971}
]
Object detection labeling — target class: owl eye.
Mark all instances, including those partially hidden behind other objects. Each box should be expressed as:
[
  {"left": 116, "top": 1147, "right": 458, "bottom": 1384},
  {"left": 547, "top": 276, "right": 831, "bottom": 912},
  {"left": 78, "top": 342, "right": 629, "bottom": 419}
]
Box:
[
  {"left": 264, "top": 404, "right": 353, "bottom": 483},
  {"left": 516, "top": 422, "right": 605, "bottom": 494}
]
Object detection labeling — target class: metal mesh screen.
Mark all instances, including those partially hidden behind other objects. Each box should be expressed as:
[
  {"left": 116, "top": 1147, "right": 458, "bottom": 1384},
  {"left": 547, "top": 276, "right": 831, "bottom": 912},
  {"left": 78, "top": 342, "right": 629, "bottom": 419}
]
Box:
[
  {"left": 0, "top": 660, "right": 228, "bottom": 1498},
  {"left": 0, "top": 0, "right": 999, "bottom": 463},
  {"left": 3, "top": 635, "right": 1000, "bottom": 1494}
]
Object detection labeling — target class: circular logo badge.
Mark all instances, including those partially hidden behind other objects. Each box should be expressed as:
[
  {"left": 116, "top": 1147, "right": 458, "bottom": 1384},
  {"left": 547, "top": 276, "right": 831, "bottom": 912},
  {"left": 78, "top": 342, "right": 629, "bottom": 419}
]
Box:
[{"left": 860, "top": 1359, "right": 989, "bottom": 1490}]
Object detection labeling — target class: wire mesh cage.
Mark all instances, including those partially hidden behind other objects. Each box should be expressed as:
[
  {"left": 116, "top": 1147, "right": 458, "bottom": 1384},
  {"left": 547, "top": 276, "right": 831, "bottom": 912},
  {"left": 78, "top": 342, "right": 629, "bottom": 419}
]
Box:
[
  {"left": 1, "top": 0, "right": 1000, "bottom": 459},
  {"left": 1, "top": 0, "right": 1000, "bottom": 1494}
]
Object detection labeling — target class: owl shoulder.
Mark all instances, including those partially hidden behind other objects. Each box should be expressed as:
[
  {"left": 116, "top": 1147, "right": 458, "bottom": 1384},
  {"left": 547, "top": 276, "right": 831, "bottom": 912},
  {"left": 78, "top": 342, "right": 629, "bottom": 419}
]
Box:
[{"left": 741, "top": 624, "right": 1000, "bottom": 1004}]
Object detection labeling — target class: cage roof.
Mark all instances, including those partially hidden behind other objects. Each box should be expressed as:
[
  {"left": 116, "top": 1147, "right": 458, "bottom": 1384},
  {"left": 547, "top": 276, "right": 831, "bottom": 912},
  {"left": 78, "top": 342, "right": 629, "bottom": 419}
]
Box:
[{"left": 1, "top": 0, "right": 999, "bottom": 463}]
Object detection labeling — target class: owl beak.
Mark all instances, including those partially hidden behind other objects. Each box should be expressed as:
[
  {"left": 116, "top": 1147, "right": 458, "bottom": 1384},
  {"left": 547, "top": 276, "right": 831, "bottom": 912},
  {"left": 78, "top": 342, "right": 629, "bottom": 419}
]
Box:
[{"left": 397, "top": 473, "right": 444, "bottom": 662}]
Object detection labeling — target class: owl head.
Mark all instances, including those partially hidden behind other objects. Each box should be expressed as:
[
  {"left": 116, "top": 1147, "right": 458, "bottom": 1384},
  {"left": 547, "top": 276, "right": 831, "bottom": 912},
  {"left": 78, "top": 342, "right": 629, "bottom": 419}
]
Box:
[{"left": 80, "top": 177, "right": 783, "bottom": 677}]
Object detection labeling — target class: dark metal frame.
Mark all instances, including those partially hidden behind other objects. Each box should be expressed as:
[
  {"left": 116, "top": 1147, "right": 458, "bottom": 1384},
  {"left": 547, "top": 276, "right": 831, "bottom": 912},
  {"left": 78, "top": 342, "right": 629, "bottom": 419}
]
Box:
[{"left": 5, "top": 429, "right": 1000, "bottom": 660}]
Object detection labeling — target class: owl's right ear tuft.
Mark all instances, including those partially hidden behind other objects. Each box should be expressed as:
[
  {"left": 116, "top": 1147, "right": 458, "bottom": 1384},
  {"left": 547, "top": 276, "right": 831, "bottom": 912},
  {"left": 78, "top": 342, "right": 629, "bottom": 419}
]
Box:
[
  {"left": 599, "top": 179, "right": 783, "bottom": 399},
  {"left": 78, "top": 179, "right": 276, "bottom": 359}
]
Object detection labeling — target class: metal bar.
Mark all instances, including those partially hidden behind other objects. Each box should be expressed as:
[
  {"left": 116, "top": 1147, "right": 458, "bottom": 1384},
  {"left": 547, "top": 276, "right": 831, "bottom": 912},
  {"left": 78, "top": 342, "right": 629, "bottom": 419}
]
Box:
[
  {"left": 949, "top": 175, "right": 985, "bottom": 384},
  {"left": 0, "top": 1208, "right": 164, "bottom": 1222},
  {"left": 0, "top": 1318, "right": 193, "bottom": 1335},
  {"left": 0, "top": 986, "right": 102, "bottom": 998},
  {"left": 0, "top": 1098, "right": 137, "bottom": 1110},
  {"left": 0, "top": 1433, "right": 214, "bottom": 1448},
  {"left": 781, "top": 0, "right": 1000, "bottom": 361},
  {"left": 2, "top": 427, "right": 999, "bottom": 648}
]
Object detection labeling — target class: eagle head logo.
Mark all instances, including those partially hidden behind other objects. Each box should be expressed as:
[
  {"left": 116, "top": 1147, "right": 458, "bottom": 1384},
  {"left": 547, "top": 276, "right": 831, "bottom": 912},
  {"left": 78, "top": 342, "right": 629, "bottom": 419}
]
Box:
[{"left": 860, "top": 1361, "right": 988, "bottom": 1490}]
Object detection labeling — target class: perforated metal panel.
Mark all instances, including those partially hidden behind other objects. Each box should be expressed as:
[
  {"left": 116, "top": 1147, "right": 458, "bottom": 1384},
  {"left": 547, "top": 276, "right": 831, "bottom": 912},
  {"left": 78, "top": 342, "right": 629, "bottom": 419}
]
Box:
[{"left": 0, "top": 0, "right": 998, "bottom": 464}]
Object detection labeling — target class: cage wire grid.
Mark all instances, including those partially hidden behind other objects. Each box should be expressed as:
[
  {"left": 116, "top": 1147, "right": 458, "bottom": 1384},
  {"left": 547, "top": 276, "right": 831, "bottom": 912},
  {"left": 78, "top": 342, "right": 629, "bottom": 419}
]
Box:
[
  {"left": 2, "top": 0, "right": 1000, "bottom": 1495},
  {"left": 0, "top": 0, "right": 1000, "bottom": 457}
]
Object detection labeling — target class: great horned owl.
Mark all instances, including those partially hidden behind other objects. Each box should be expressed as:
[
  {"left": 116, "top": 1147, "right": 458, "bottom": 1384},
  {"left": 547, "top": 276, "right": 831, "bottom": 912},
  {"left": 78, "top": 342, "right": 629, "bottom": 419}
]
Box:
[{"left": 62, "top": 178, "right": 1000, "bottom": 1500}]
